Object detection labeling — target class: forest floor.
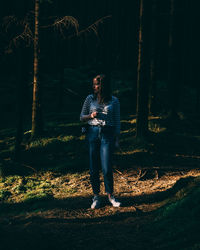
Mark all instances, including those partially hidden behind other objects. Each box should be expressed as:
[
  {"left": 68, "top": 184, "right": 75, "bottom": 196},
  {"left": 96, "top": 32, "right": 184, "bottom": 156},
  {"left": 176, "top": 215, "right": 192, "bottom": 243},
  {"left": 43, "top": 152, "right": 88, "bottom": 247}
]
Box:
[
  {"left": 0, "top": 155, "right": 200, "bottom": 250},
  {"left": 0, "top": 165, "right": 200, "bottom": 249},
  {"left": 1, "top": 113, "right": 200, "bottom": 249},
  {"left": 1, "top": 69, "right": 200, "bottom": 249},
  {"left": 0, "top": 113, "right": 200, "bottom": 250}
]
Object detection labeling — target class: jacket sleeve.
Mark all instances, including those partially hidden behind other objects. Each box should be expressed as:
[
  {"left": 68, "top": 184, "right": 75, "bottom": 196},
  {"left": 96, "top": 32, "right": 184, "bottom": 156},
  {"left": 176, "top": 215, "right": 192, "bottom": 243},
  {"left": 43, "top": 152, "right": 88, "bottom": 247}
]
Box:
[{"left": 80, "top": 95, "right": 91, "bottom": 121}]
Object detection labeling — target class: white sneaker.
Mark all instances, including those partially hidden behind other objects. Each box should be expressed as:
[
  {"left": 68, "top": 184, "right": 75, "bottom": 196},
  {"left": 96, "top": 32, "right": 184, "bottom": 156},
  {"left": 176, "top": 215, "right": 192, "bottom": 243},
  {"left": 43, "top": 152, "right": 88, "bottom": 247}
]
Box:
[
  {"left": 91, "top": 195, "right": 101, "bottom": 209},
  {"left": 109, "top": 195, "right": 121, "bottom": 207}
]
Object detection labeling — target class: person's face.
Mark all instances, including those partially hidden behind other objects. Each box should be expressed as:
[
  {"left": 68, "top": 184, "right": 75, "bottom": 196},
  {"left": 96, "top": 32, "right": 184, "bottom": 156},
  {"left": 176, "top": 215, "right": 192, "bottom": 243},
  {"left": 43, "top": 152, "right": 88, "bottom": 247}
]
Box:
[{"left": 93, "top": 78, "right": 101, "bottom": 94}]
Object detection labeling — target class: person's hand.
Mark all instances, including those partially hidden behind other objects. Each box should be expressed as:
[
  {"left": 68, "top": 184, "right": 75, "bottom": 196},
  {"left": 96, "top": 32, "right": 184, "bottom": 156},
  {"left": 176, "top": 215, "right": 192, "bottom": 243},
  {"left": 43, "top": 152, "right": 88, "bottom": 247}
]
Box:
[{"left": 90, "top": 111, "right": 98, "bottom": 119}]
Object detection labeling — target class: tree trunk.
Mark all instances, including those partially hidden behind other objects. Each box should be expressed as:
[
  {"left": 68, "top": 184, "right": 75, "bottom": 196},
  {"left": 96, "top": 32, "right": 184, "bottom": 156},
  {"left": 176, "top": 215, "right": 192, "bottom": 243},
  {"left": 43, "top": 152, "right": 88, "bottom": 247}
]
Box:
[
  {"left": 168, "top": 0, "right": 179, "bottom": 119},
  {"left": 14, "top": 48, "right": 24, "bottom": 161},
  {"left": 149, "top": 0, "right": 158, "bottom": 115},
  {"left": 57, "top": 39, "right": 65, "bottom": 110},
  {"left": 136, "top": 0, "right": 149, "bottom": 139},
  {"left": 32, "top": 0, "right": 43, "bottom": 138},
  {"left": 14, "top": 0, "right": 30, "bottom": 160}
]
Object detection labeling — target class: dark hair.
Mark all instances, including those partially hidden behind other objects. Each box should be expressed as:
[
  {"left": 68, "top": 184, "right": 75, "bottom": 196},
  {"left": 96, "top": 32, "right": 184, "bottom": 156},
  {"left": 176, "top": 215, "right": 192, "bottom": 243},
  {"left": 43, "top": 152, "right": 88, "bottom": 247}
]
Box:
[{"left": 93, "top": 74, "right": 111, "bottom": 104}]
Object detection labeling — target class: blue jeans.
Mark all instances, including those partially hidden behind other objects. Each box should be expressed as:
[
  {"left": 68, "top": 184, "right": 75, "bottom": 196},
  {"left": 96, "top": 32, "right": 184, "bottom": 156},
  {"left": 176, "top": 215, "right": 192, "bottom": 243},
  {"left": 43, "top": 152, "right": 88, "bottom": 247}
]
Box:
[{"left": 87, "top": 125, "right": 114, "bottom": 195}]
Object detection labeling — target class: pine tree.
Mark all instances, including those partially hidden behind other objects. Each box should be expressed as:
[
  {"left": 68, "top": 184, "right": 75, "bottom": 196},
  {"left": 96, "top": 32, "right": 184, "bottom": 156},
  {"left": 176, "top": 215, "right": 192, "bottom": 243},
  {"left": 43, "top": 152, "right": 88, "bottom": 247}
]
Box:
[
  {"left": 136, "top": 0, "right": 150, "bottom": 139},
  {"left": 32, "top": 0, "right": 43, "bottom": 138}
]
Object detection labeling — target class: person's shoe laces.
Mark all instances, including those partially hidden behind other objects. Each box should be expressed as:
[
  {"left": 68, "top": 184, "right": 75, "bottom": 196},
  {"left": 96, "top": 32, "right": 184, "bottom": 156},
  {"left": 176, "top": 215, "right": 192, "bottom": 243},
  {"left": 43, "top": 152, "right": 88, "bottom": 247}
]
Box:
[
  {"left": 109, "top": 195, "right": 121, "bottom": 207},
  {"left": 91, "top": 195, "right": 101, "bottom": 209}
]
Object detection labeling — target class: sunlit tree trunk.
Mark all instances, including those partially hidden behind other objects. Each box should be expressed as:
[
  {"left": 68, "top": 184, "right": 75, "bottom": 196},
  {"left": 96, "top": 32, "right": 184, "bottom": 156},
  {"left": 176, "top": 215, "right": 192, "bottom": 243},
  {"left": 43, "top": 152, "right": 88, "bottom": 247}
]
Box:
[
  {"left": 32, "top": 0, "right": 43, "bottom": 138},
  {"left": 136, "top": 0, "right": 149, "bottom": 139}
]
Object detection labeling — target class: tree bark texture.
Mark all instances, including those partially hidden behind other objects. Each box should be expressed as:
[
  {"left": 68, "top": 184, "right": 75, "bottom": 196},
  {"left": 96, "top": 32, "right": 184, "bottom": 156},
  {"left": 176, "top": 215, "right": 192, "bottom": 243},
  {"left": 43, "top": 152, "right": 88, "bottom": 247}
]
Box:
[
  {"left": 136, "top": 0, "right": 150, "bottom": 139},
  {"left": 168, "top": 0, "right": 179, "bottom": 118},
  {"left": 149, "top": 0, "right": 158, "bottom": 115},
  {"left": 32, "top": 0, "right": 43, "bottom": 138}
]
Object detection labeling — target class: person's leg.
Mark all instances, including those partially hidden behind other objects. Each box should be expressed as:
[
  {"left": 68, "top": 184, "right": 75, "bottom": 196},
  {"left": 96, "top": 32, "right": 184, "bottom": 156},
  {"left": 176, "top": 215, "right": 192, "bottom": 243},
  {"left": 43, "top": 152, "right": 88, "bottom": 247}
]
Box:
[
  {"left": 88, "top": 127, "right": 101, "bottom": 195},
  {"left": 100, "top": 131, "right": 114, "bottom": 195},
  {"left": 100, "top": 128, "right": 121, "bottom": 207}
]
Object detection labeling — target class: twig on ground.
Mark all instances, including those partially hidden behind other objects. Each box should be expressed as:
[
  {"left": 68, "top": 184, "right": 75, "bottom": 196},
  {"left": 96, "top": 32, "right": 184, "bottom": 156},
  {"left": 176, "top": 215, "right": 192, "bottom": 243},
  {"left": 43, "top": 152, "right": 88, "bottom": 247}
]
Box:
[{"left": 21, "top": 164, "right": 37, "bottom": 173}]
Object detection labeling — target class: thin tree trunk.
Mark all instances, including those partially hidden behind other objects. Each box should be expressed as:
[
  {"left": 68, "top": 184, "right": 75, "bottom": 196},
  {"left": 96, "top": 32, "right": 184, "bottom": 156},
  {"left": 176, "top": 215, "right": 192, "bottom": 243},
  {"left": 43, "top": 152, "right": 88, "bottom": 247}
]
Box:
[
  {"left": 32, "top": 0, "right": 43, "bottom": 138},
  {"left": 168, "top": 0, "right": 179, "bottom": 119},
  {"left": 136, "top": 0, "right": 149, "bottom": 139},
  {"left": 149, "top": 0, "right": 157, "bottom": 115},
  {"left": 57, "top": 39, "right": 65, "bottom": 110},
  {"left": 14, "top": 0, "right": 29, "bottom": 160},
  {"left": 14, "top": 48, "right": 24, "bottom": 161}
]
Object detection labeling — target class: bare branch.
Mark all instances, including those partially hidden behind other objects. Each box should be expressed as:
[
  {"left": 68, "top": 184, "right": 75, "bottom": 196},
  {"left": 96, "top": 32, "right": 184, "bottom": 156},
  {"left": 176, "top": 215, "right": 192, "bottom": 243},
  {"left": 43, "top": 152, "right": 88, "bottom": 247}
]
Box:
[
  {"left": 68, "top": 15, "right": 112, "bottom": 39},
  {"left": 3, "top": 14, "right": 33, "bottom": 53},
  {"left": 41, "top": 16, "right": 79, "bottom": 37},
  {"left": 8, "top": 23, "right": 33, "bottom": 50},
  {"left": 2, "top": 15, "right": 18, "bottom": 32}
]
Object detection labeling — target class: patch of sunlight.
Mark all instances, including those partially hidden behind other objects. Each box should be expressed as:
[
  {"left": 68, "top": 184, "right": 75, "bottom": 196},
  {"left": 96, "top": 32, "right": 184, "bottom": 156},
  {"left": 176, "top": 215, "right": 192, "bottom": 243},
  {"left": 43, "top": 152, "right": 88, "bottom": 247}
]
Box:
[
  {"left": 27, "top": 138, "right": 57, "bottom": 149},
  {"left": 5, "top": 175, "right": 21, "bottom": 185},
  {"left": 121, "top": 119, "right": 136, "bottom": 124},
  {"left": 116, "top": 149, "right": 148, "bottom": 155},
  {"left": 121, "top": 128, "right": 135, "bottom": 134},
  {"left": 148, "top": 116, "right": 161, "bottom": 120},
  {"left": 24, "top": 130, "right": 32, "bottom": 135},
  {"left": 61, "top": 135, "right": 74, "bottom": 142},
  {"left": 68, "top": 172, "right": 82, "bottom": 178},
  {"left": 61, "top": 187, "right": 78, "bottom": 195},
  {"left": 149, "top": 124, "right": 166, "bottom": 133},
  {"left": 78, "top": 135, "right": 86, "bottom": 140},
  {"left": 121, "top": 120, "right": 129, "bottom": 124},
  {"left": 130, "top": 119, "right": 137, "bottom": 124},
  {"left": 26, "top": 136, "right": 74, "bottom": 150}
]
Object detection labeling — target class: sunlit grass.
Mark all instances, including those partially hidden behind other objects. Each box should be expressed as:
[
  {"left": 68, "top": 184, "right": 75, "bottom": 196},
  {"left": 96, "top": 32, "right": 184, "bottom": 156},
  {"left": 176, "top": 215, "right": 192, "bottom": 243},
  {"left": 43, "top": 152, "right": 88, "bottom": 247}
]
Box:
[
  {"left": 25, "top": 136, "right": 75, "bottom": 153},
  {"left": 0, "top": 171, "right": 91, "bottom": 203},
  {"left": 115, "top": 149, "right": 148, "bottom": 155}
]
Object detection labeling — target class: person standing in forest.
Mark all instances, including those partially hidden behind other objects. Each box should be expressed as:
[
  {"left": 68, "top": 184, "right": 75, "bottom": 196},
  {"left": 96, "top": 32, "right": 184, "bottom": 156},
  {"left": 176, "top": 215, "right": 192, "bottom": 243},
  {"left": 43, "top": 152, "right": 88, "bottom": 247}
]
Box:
[{"left": 80, "top": 74, "right": 121, "bottom": 209}]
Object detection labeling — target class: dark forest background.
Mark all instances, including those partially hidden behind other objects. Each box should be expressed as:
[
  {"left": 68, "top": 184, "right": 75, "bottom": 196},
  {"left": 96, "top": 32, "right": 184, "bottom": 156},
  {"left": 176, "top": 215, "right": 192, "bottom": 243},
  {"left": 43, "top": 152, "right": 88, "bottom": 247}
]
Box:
[
  {"left": 1, "top": 0, "right": 200, "bottom": 126},
  {"left": 0, "top": 1, "right": 200, "bottom": 249}
]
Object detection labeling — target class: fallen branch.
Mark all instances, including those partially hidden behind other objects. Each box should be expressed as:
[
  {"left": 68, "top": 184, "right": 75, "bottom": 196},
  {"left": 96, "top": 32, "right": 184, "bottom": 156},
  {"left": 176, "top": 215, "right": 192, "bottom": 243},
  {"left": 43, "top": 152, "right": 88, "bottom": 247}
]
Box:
[{"left": 21, "top": 164, "right": 37, "bottom": 173}]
